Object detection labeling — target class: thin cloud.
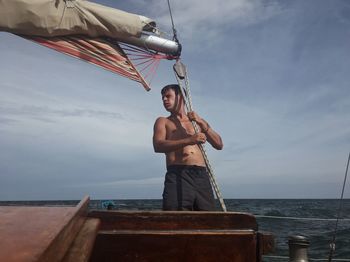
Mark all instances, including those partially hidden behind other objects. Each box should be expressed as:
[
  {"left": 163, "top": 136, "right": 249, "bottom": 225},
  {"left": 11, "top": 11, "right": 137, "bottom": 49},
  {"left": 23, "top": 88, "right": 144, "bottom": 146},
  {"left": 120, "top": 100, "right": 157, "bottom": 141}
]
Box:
[
  {"left": 1, "top": 1, "right": 349, "bottom": 199},
  {"left": 0, "top": 103, "right": 124, "bottom": 121},
  {"left": 66, "top": 177, "right": 164, "bottom": 188},
  {"left": 140, "top": 0, "right": 283, "bottom": 45}
]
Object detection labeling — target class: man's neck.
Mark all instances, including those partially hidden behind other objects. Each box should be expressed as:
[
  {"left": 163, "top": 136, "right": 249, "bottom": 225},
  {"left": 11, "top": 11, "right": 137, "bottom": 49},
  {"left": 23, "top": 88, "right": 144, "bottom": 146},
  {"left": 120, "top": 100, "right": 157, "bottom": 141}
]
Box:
[{"left": 170, "top": 110, "right": 187, "bottom": 121}]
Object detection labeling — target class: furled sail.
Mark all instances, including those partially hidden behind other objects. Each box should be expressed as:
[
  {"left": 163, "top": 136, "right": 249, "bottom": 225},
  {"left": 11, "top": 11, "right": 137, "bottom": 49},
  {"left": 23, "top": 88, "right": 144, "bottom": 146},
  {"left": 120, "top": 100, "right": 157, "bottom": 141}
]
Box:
[{"left": 0, "top": 0, "right": 181, "bottom": 90}]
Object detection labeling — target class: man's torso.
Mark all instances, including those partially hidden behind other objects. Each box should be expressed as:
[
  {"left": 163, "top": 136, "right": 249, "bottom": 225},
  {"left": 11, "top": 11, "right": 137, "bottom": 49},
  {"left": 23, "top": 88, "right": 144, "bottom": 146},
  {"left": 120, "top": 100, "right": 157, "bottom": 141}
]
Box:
[{"left": 165, "top": 117, "right": 205, "bottom": 167}]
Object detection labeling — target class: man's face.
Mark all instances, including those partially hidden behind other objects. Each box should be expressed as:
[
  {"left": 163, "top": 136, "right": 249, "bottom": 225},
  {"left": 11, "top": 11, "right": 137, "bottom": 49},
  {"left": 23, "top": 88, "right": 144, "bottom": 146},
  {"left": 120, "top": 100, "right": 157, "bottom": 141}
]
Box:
[{"left": 162, "top": 89, "right": 180, "bottom": 112}]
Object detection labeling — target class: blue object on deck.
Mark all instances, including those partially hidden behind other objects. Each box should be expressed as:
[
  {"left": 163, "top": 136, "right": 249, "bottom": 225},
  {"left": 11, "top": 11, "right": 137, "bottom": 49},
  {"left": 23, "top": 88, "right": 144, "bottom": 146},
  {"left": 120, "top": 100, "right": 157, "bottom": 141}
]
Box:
[{"left": 101, "top": 200, "right": 116, "bottom": 210}]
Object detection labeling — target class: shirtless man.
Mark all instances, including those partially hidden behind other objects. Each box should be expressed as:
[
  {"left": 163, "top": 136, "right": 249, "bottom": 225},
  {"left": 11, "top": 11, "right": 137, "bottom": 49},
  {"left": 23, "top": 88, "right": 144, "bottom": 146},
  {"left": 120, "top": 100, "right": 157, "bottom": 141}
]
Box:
[{"left": 153, "top": 84, "right": 223, "bottom": 211}]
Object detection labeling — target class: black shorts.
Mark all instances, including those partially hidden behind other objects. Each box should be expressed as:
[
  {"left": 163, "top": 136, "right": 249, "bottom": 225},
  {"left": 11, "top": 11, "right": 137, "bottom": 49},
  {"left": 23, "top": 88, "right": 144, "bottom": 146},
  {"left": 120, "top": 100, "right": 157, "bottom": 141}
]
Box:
[{"left": 162, "top": 165, "right": 216, "bottom": 211}]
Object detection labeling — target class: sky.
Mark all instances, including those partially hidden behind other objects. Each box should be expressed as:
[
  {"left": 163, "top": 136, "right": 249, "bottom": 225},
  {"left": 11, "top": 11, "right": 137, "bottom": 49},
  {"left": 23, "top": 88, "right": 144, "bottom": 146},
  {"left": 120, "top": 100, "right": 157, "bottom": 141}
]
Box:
[{"left": 0, "top": 0, "right": 349, "bottom": 200}]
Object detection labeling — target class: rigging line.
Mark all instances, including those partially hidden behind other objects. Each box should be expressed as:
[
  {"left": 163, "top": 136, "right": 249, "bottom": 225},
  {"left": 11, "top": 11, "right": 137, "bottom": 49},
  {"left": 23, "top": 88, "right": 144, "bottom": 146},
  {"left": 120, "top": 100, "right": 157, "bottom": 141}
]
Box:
[
  {"left": 130, "top": 56, "right": 157, "bottom": 61},
  {"left": 181, "top": 65, "right": 227, "bottom": 212},
  {"left": 120, "top": 48, "right": 150, "bottom": 54},
  {"left": 125, "top": 53, "right": 155, "bottom": 58},
  {"left": 179, "top": 76, "right": 225, "bottom": 211},
  {"left": 264, "top": 255, "right": 350, "bottom": 261},
  {"left": 142, "top": 21, "right": 173, "bottom": 38},
  {"left": 118, "top": 43, "right": 154, "bottom": 55},
  {"left": 143, "top": 59, "right": 159, "bottom": 79},
  {"left": 135, "top": 54, "right": 175, "bottom": 61},
  {"left": 134, "top": 58, "right": 154, "bottom": 67},
  {"left": 123, "top": 50, "right": 154, "bottom": 56},
  {"left": 145, "top": 59, "right": 161, "bottom": 84},
  {"left": 255, "top": 215, "right": 350, "bottom": 221},
  {"left": 112, "top": 41, "right": 151, "bottom": 91},
  {"left": 174, "top": 69, "right": 227, "bottom": 212},
  {"left": 167, "top": 0, "right": 178, "bottom": 42},
  {"left": 139, "top": 59, "right": 157, "bottom": 73},
  {"left": 311, "top": 259, "right": 350, "bottom": 262},
  {"left": 121, "top": 48, "right": 153, "bottom": 56},
  {"left": 328, "top": 152, "right": 350, "bottom": 262},
  {"left": 123, "top": 48, "right": 152, "bottom": 55}
]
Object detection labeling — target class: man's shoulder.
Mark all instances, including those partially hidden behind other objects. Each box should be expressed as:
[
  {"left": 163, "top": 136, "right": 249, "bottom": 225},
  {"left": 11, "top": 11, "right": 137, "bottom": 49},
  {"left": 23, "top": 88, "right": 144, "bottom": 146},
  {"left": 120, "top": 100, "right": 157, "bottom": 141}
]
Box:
[
  {"left": 154, "top": 116, "right": 170, "bottom": 124},
  {"left": 153, "top": 117, "right": 171, "bottom": 133}
]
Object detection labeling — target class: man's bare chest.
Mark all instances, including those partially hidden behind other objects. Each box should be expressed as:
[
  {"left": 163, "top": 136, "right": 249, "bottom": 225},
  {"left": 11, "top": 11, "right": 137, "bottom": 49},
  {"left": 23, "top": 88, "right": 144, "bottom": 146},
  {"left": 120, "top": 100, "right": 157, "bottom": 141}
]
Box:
[{"left": 166, "top": 120, "right": 195, "bottom": 139}]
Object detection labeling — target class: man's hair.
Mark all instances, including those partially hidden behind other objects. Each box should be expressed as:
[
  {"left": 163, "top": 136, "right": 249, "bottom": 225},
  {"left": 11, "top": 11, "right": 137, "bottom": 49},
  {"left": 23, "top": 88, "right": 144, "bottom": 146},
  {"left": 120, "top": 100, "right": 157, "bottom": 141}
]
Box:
[
  {"left": 161, "top": 84, "right": 187, "bottom": 97},
  {"left": 161, "top": 84, "right": 181, "bottom": 96}
]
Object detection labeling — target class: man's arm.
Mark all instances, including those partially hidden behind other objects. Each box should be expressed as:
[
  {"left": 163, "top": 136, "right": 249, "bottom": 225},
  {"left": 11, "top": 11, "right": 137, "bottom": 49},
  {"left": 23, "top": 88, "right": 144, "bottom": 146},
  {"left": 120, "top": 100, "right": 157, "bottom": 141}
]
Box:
[
  {"left": 187, "top": 111, "right": 223, "bottom": 150},
  {"left": 153, "top": 117, "right": 206, "bottom": 153}
]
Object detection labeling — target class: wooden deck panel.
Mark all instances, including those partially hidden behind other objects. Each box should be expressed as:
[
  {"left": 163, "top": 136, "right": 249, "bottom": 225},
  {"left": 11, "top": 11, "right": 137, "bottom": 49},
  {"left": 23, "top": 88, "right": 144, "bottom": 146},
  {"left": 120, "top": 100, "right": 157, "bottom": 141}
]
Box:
[
  {"left": 257, "top": 231, "right": 275, "bottom": 261},
  {"left": 90, "top": 229, "right": 257, "bottom": 262},
  {"left": 0, "top": 196, "right": 89, "bottom": 262},
  {"left": 0, "top": 197, "right": 274, "bottom": 262},
  {"left": 62, "top": 218, "right": 100, "bottom": 262},
  {"left": 88, "top": 210, "right": 258, "bottom": 231},
  {"left": 88, "top": 210, "right": 271, "bottom": 262}
]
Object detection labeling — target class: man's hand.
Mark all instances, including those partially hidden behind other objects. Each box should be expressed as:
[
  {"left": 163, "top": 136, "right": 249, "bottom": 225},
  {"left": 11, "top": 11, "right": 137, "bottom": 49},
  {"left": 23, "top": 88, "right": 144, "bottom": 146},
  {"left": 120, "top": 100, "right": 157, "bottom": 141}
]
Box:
[
  {"left": 187, "top": 111, "right": 223, "bottom": 150},
  {"left": 187, "top": 111, "right": 202, "bottom": 123},
  {"left": 188, "top": 133, "right": 207, "bottom": 145},
  {"left": 188, "top": 111, "right": 209, "bottom": 132}
]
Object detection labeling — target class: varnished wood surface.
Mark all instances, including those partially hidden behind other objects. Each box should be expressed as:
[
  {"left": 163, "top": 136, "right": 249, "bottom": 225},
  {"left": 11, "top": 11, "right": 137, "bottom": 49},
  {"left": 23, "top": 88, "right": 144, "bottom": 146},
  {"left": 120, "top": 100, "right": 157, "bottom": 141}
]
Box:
[
  {"left": 0, "top": 197, "right": 274, "bottom": 262},
  {"left": 257, "top": 231, "right": 275, "bottom": 257},
  {"left": 88, "top": 210, "right": 258, "bottom": 231},
  {"left": 62, "top": 218, "right": 100, "bottom": 262},
  {"left": 0, "top": 196, "right": 89, "bottom": 262},
  {"left": 90, "top": 230, "right": 257, "bottom": 262},
  {"left": 99, "top": 229, "right": 255, "bottom": 235},
  {"left": 88, "top": 210, "right": 273, "bottom": 262}
]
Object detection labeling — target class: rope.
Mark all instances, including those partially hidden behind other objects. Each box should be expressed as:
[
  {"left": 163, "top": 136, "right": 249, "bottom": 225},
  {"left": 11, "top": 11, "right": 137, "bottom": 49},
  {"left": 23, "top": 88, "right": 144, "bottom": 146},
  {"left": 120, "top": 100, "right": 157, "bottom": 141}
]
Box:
[
  {"left": 173, "top": 62, "right": 227, "bottom": 212},
  {"left": 142, "top": 21, "right": 173, "bottom": 39},
  {"left": 328, "top": 152, "right": 350, "bottom": 262},
  {"left": 116, "top": 42, "right": 176, "bottom": 88},
  {"left": 263, "top": 255, "right": 289, "bottom": 260},
  {"left": 263, "top": 255, "right": 350, "bottom": 261},
  {"left": 167, "top": 0, "right": 178, "bottom": 42},
  {"left": 311, "top": 258, "right": 347, "bottom": 261},
  {"left": 255, "top": 215, "right": 350, "bottom": 221}
]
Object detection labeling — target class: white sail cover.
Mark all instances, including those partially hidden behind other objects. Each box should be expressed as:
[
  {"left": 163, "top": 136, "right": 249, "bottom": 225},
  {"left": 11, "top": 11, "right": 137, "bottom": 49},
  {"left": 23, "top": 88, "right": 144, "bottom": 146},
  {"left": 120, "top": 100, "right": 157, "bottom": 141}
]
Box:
[
  {"left": 0, "top": 0, "right": 155, "bottom": 38},
  {"left": 0, "top": 0, "right": 172, "bottom": 91}
]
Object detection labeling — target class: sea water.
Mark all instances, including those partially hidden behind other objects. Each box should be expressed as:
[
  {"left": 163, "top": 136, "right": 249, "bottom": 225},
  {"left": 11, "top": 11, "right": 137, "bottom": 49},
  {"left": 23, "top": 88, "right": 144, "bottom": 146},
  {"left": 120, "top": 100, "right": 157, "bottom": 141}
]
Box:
[{"left": 2, "top": 199, "right": 349, "bottom": 261}]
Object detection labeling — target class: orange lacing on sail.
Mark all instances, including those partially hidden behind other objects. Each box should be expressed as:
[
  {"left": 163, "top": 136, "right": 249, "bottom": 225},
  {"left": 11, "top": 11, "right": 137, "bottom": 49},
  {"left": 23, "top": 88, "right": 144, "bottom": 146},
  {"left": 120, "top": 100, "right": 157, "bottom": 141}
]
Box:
[
  {"left": 23, "top": 35, "right": 179, "bottom": 91},
  {"left": 118, "top": 42, "right": 179, "bottom": 90}
]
